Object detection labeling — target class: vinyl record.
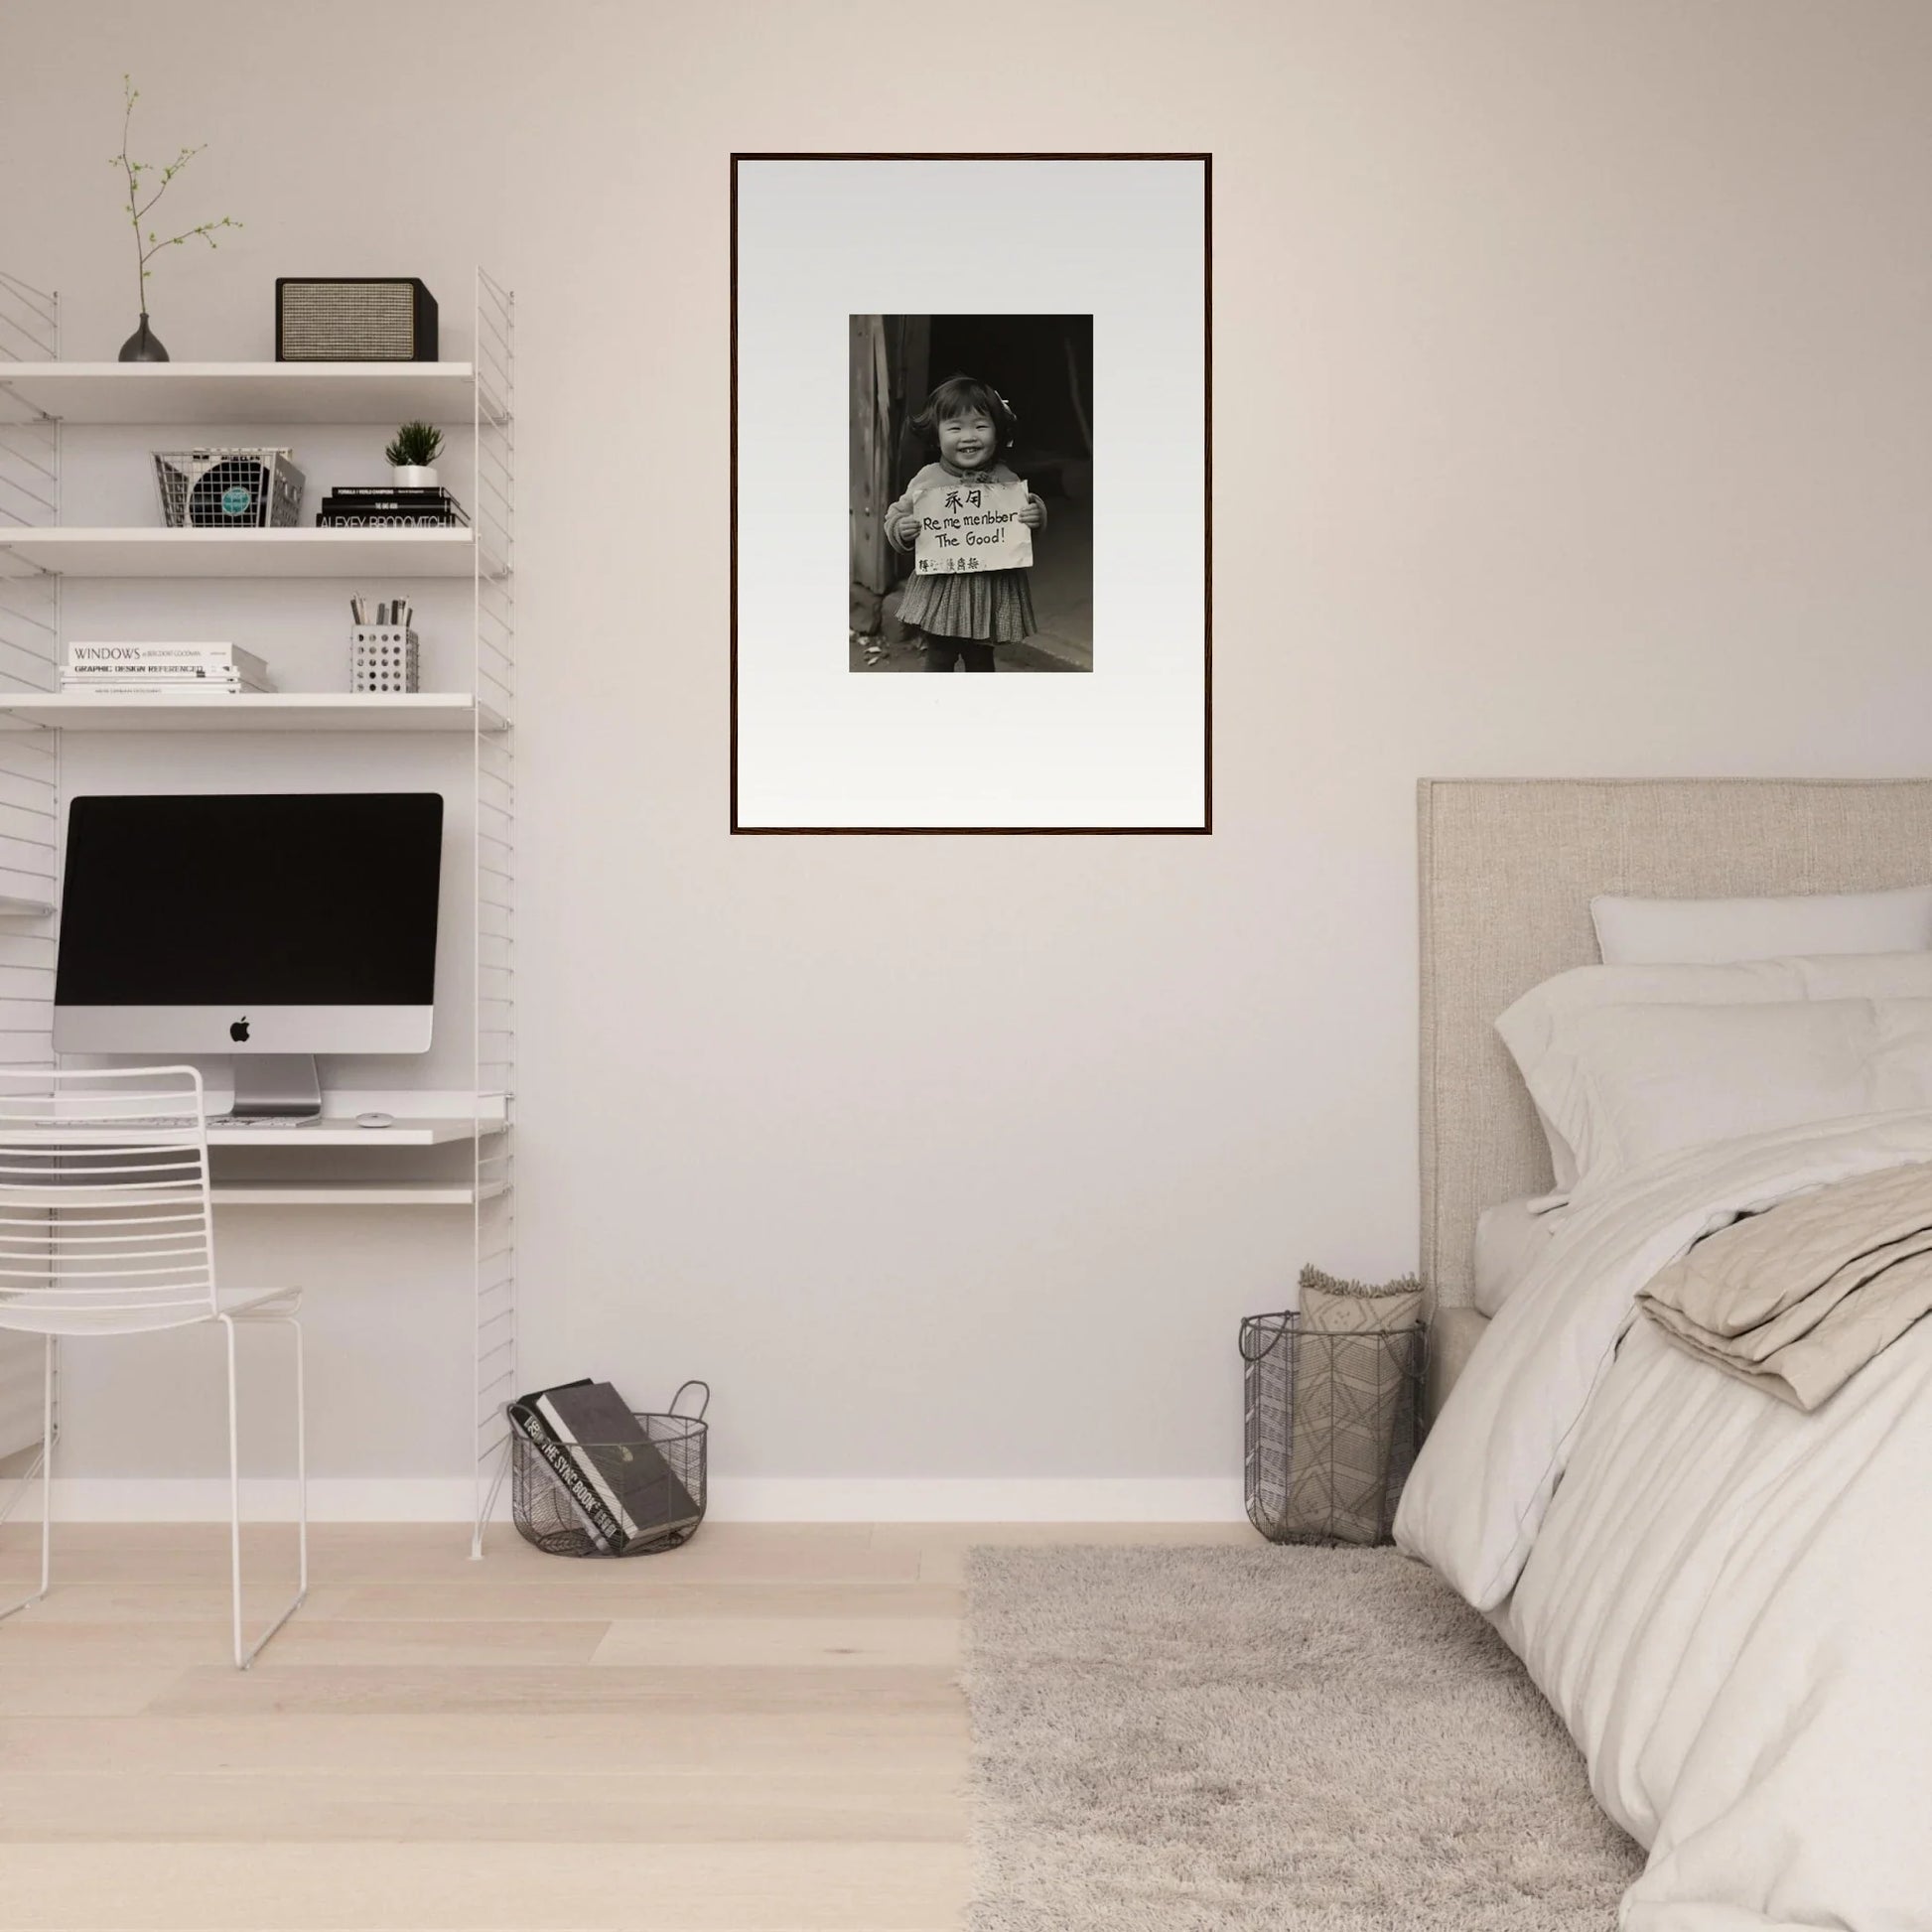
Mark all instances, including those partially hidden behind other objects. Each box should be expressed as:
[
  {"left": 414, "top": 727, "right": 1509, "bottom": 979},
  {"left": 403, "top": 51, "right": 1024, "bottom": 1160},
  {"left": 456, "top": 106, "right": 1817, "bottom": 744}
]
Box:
[{"left": 187, "top": 457, "right": 267, "bottom": 527}]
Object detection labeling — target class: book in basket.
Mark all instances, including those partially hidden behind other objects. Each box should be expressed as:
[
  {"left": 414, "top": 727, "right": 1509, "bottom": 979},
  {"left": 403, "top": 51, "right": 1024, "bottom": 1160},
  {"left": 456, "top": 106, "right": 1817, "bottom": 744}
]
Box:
[
  {"left": 508, "top": 1382, "right": 615, "bottom": 1551},
  {"left": 511, "top": 1379, "right": 702, "bottom": 1552}
]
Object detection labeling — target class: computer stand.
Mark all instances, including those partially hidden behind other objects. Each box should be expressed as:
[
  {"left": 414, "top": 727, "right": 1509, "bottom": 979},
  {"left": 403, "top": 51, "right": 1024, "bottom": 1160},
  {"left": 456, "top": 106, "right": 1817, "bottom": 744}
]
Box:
[{"left": 228, "top": 1055, "right": 323, "bottom": 1120}]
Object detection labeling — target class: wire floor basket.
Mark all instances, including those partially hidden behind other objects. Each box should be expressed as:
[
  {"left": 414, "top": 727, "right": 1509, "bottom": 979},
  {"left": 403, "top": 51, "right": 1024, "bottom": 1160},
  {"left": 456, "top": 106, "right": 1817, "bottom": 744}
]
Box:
[
  {"left": 510, "top": 1381, "right": 708, "bottom": 1558},
  {"left": 1242, "top": 1311, "right": 1422, "bottom": 1546}
]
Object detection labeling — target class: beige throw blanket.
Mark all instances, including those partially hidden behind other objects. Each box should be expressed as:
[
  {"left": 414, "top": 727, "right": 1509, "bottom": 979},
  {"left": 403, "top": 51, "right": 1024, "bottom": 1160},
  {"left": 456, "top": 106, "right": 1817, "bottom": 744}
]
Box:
[{"left": 1638, "top": 1159, "right": 1932, "bottom": 1410}]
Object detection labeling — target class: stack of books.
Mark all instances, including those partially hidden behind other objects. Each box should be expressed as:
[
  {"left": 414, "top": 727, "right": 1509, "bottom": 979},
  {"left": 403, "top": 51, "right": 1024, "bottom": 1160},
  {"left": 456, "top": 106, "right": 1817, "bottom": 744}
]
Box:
[
  {"left": 64, "top": 642, "right": 273, "bottom": 695},
  {"left": 316, "top": 484, "right": 469, "bottom": 529},
  {"left": 509, "top": 1379, "right": 704, "bottom": 1555}
]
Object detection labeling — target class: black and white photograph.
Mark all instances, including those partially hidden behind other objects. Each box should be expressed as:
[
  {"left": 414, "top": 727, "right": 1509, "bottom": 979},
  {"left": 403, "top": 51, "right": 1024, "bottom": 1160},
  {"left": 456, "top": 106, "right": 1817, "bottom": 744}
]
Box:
[
  {"left": 850, "top": 316, "right": 1093, "bottom": 674},
  {"left": 733, "top": 153, "right": 1209, "bottom": 832}
]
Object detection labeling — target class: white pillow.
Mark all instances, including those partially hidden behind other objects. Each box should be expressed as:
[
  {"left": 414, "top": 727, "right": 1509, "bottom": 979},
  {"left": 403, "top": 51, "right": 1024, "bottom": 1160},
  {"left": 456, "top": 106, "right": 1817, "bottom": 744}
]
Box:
[
  {"left": 1472, "top": 1196, "right": 1565, "bottom": 1316},
  {"left": 1590, "top": 885, "right": 1932, "bottom": 965},
  {"left": 1512, "top": 997, "right": 1932, "bottom": 1200},
  {"left": 1496, "top": 953, "right": 1932, "bottom": 1191}
]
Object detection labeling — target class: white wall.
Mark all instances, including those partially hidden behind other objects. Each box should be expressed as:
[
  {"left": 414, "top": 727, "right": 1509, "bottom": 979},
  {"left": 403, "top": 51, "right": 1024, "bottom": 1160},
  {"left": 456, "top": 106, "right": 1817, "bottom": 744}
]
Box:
[{"left": 4, "top": 0, "right": 1931, "bottom": 1515}]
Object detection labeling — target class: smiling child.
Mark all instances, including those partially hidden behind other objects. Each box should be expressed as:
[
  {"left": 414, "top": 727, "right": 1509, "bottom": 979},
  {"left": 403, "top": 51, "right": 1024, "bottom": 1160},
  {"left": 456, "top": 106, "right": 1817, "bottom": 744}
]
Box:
[{"left": 884, "top": 374, "right": 1048, "bottom": 672}]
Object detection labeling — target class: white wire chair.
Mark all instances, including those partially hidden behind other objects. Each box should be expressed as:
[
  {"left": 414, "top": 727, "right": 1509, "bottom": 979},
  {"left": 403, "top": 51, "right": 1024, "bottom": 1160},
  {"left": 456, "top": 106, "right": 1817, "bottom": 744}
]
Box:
[{"left": 0, "top": 1065, "right": 306, "bottom": 1668}]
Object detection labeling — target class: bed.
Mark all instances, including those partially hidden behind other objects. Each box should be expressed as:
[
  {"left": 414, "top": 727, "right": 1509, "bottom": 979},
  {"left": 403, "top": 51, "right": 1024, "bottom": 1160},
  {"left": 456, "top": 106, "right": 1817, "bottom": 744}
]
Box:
[{"left": 1398, "top": 777, "right": 1932, "bottom": 1931}]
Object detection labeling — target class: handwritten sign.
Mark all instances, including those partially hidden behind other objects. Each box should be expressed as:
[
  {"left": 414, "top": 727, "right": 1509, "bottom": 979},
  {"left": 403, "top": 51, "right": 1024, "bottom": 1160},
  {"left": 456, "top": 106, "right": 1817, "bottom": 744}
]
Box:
[{"left": 912, "top": 479, "right": 1034, "bottom": 575}]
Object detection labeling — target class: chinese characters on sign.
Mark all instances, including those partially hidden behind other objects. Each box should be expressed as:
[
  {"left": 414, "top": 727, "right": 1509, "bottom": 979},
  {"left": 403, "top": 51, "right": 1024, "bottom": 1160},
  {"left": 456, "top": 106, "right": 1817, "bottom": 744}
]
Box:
[{"left": 912, "top": 479, "right": 1034, "bottom": 575}]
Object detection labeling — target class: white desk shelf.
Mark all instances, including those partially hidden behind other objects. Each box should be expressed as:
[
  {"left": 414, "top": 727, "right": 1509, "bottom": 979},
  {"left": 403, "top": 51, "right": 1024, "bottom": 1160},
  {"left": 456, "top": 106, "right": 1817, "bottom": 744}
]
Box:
[
  {"left": 0, "top": 692, "right": 505, "bottom": 734},
  {"left": 210, "top": 1116, "right": 494, "bottom": 1149},
  {"left": 0, "top": 360, "right": 487, "bottom": 427},
  {"left": 0, "top": 1115, "right": 500, "bottom": 1150},
  {"left": 0, "top": 526, "right": 490, "bottom": 580},
  {"left": 0, "top": 267, "right": 518, "bottom": 1558},
  {"left": 211, "top": 1181, "right": 509, "bottom": 1208}
]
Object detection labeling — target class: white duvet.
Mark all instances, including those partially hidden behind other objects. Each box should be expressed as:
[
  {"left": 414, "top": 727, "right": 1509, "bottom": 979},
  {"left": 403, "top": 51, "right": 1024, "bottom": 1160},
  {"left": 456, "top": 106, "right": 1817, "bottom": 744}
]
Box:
[{"left": 1396, "top": 1112, "right": 1932, "bottom": 1931}]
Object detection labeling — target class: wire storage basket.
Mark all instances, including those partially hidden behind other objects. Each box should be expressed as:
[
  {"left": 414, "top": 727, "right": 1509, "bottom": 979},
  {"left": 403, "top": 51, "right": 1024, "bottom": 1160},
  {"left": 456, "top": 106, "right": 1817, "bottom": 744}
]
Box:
[
  {"left": 509, "top": 1381, "right": 708, "bottom": 1558},
  {"left": 153, "top": 448, "right": 305, "bottom": 528},
  {"left": 1241, "top": 1311, "right": 1422, "bottom": 1546}
]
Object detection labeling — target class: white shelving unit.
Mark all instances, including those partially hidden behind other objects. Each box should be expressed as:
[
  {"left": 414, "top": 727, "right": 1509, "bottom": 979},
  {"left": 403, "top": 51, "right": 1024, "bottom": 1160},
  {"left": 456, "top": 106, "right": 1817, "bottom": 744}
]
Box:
[{"left": 0, "top": 266, "right": 517, "bottom": 1556}]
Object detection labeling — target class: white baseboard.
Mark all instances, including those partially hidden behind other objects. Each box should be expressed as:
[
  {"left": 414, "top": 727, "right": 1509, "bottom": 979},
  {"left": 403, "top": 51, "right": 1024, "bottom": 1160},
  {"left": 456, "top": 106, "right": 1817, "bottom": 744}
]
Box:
[
  {"left": 40, "top": 1478, "right": 498, "bottom": 1523},
  {"left": 708, "top": 1478, "right": 1247, "bottom": 1522},
  {"left": 28, "top": 1476, "right": 1247, "bottom": 1525}
]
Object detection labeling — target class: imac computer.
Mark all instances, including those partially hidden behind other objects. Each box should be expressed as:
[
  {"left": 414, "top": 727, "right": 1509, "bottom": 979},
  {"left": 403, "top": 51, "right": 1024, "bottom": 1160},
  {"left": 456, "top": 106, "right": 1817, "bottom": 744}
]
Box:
[{"left": 53, "top": 792, "right": 445, "bottom": 1117}]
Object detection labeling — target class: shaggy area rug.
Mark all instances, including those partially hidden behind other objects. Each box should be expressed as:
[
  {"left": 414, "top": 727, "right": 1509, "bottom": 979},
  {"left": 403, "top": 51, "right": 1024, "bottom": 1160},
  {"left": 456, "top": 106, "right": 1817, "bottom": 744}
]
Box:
[{"left": 962, "top": 1545, "right": 1643, "bottom": 1931}]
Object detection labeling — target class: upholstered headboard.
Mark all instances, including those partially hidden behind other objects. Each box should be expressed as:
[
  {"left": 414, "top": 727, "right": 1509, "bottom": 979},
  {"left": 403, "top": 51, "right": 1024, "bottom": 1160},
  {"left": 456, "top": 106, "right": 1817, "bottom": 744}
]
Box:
[{"left": 1418, "top": 777, "right": 1932, "bottom": 1311}]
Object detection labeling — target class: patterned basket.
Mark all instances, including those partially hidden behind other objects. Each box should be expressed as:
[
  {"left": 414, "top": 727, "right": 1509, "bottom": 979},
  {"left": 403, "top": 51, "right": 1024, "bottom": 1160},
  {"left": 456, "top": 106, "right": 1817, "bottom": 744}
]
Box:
[{"left": 1241, "top": 1311, "right": 1423, "bottom": 1546}]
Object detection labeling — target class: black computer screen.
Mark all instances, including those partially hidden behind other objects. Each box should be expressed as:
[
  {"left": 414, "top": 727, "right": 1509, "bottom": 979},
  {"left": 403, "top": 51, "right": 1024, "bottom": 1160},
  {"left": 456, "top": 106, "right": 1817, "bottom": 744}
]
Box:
[{"left": 56, "top": 793, "right": 444, "bottom": 1007}]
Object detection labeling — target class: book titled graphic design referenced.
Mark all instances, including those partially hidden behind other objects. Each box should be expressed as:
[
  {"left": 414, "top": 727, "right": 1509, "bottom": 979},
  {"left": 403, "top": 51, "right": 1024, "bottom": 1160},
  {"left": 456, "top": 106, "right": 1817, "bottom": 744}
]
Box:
[{"left": 65, "top": 642, "right": 272, "bottom": 693}]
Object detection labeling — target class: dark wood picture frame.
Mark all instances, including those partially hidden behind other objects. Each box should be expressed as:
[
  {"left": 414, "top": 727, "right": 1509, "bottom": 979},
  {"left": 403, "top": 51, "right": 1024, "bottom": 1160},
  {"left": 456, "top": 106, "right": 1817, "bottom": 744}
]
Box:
[{"left": 730, "top": 152, "right": 1213, "bottom": 836}]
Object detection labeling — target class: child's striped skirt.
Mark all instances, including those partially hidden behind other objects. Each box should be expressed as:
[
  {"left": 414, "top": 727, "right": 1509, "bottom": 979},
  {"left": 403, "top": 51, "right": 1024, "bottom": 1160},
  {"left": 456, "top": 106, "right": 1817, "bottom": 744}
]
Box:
[{"left": 897, "top": 567, "right": 1036, "bottom": 642}]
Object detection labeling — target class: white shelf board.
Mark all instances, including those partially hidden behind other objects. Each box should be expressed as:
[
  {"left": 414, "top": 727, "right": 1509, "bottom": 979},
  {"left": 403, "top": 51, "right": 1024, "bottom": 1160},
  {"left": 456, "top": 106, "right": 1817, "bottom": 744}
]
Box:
[
  {"left": 0, "top": 361, "right": 483, "bottom": 426},
  {"left": 3, "top": 1117, "right": 487, "bottom": 1149},
  {"left": 211, "top": 1116, "right": 485, "bottom": 1149},
  {"left": 210, "top": 1180, "right": 504, "bottom": 1208},
  {"left": 0, "top": 692, "right": 504, "bottom": 734},
  {"left": 0, "top": 527, "right": 489, "bottom": 579}
]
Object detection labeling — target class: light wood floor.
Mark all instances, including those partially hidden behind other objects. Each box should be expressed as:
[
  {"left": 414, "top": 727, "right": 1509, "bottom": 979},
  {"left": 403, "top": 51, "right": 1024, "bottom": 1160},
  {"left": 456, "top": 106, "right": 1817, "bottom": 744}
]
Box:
[{"left": 0, "top": 1520, "right": 1252, "bottom": 1930}]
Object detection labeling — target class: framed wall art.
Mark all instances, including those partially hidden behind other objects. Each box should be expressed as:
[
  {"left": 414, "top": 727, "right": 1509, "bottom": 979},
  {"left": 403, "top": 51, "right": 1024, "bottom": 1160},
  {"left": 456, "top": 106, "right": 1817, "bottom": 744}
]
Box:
[{"left": 731, "top": 153, "right": 1211, "bottom": 834}]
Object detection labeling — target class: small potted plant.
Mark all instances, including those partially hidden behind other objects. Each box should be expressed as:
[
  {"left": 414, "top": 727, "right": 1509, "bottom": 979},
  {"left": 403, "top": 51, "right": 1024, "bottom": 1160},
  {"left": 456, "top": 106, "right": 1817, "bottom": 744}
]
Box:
[{"left": 385, "top": 421, "right": 444, "bottom": 488}]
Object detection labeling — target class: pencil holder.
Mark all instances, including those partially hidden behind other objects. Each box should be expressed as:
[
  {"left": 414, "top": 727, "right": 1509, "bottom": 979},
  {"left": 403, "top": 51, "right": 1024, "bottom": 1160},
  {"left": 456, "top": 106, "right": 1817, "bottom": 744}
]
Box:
[{"left": 350, "top": 625, "right": 419, "bottom": 694}]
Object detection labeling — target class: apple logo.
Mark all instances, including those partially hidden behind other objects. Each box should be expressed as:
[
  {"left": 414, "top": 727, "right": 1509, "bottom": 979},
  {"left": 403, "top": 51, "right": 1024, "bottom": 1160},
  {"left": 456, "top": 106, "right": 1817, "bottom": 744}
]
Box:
[{"left": 229, "top": 1018, "right": 250, "bottom": 1043}]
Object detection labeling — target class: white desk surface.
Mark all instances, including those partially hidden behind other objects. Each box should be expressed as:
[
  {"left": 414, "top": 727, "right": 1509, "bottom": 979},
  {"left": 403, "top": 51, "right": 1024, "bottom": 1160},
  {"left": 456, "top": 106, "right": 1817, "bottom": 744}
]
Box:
[
  {"left": 212, "top": 1116, "right": 491, "bottom": 1148},
  {"left": 2, "top": 1116, "right": 498, "bottom": 1149}
]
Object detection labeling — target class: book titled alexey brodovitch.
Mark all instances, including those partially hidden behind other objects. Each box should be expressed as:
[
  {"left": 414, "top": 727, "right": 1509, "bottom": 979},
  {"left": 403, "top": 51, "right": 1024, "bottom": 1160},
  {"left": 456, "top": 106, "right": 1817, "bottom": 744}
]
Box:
[
  {"left": 317, "top": 484, "right": 470, "bottom": 529},
  {"left": 509, "top": 1379, "right": 704, "bottom": 1555}
]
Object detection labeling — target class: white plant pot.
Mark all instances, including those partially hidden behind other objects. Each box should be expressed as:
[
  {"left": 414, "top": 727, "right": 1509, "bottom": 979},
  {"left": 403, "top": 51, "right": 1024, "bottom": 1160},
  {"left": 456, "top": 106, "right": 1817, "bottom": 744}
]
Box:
[{"left": 392, "top": 466, "right": 439, "bottom": 488}]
